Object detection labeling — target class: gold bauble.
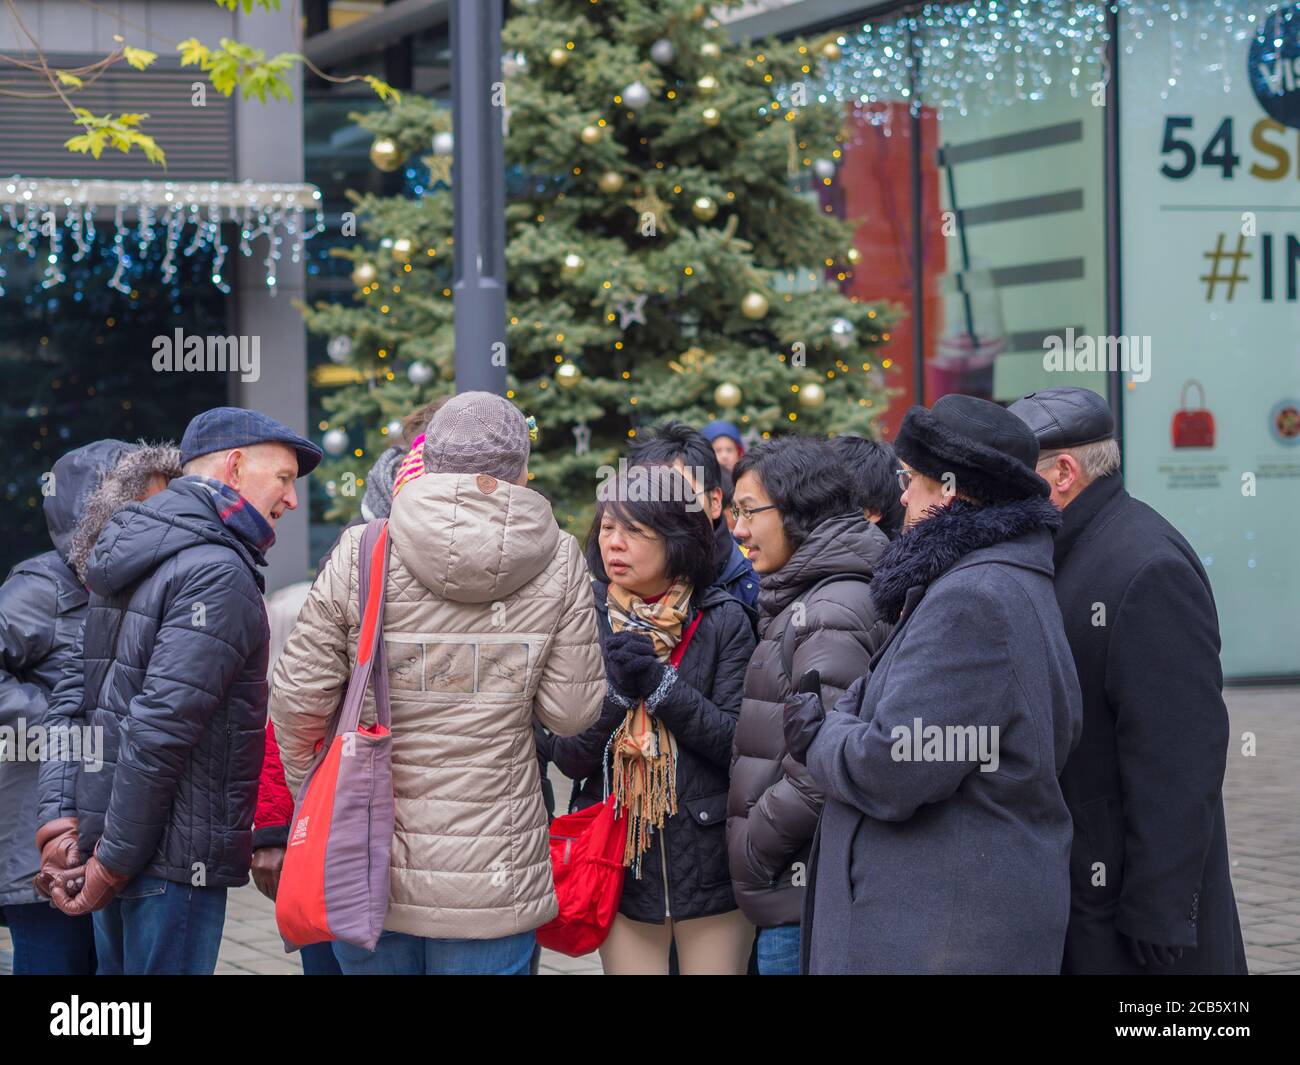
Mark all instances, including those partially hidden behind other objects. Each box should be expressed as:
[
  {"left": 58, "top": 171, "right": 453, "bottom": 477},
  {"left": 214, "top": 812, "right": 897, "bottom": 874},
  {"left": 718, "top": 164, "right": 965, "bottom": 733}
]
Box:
[
  {"left": 692, "top": 195, "right": 718, "bottom": 221},
  {"left": 390, "top": 238, "right": 413, "bottom": 263},
  {"left": 598, "top": 171, "right": 625, "bottom": 194},
  {"left": 701, "top": 107, "right": 721, "bottom": 127},
  {"left": 549, "top": 47, "right": 570, "bottom": 67},
  {"left": 846, "top": 246, "right": 862, "bottom": 265},
  {"left": 369, "top": 137, "right": 403, "bottom": 172},
  {"left": 799, "top": 381, "right": 827, "bottom": 409},
  {"left": 697, "top": 74, "right": 720, "bottom": 95},
  {"left": 821, "top": 41, "right": 842, "bottom": 62},
  {"left": 714, "top": 382, "right": 742, "bottom": 409},
  {"left": 351, "top": 261, "right": 378, "bottom": 288},
  {"left": 691, "top": 2, "right": 706, "bottom": 18},
  {"left": 580, "top": 124, "right": 602, "bottom": 145},
  {"left": 740, "top": 291, "right": 769, "bottom": 320},
  {"left": 561, "top": 252, "right": 585, "bottom": 276},
  {"left": 700, "top": 42, "right": 722, "bottom": 60},
  {"left": 556, "top": 362, "right": 582, "bottom": 388}
]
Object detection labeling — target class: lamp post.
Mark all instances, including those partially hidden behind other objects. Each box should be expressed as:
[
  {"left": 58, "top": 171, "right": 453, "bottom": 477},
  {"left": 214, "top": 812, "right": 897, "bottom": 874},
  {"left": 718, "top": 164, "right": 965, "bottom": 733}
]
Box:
[{"left": 450, "top": 0, "right": 507, "bottom": 394}]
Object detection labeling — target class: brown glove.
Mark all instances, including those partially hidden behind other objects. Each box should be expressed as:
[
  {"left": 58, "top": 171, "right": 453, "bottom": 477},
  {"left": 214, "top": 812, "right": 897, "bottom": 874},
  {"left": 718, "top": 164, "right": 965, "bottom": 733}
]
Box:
[
  {"left": 50, "top": 847, "right": 131, "bottom": 916},
  {"left": 250, "top": 847, "right": 285, "bottom": 901},
  {"left": 33, "top": 817, "right": 81, "bottom": 899}
]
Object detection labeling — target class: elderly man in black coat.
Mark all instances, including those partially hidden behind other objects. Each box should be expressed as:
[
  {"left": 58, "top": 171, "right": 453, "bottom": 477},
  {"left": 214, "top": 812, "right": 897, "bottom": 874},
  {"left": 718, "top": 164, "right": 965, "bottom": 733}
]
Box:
[{"left": 1010, "top": 387, "right": 1247, "bottom": 975}]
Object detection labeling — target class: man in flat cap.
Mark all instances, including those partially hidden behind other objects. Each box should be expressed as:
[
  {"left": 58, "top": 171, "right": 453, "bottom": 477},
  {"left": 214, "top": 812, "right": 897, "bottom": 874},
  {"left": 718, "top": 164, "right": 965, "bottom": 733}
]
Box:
[
  {"left": 786, "top": 394, "right": 1082, "bottom": 973},
  {"left": 1010, "top": 386, "right": 1246, "bottom": 975},
  {"left": 40, "top": 407, "right": 322, "bottom": 975}
]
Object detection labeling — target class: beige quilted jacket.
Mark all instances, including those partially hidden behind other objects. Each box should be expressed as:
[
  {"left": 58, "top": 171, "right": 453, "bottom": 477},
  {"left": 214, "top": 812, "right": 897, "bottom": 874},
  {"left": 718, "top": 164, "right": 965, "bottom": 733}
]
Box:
[{"left": 269, "top": 472, "right": 605, "bottom": 940}]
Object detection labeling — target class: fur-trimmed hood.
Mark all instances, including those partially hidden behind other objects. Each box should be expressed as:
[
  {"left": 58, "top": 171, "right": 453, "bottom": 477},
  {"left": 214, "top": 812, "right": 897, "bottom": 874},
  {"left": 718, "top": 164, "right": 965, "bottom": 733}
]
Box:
[
  {"left": 869, "top": 497, "right": 1061, "bottom": 623},
  {"left": 68, "top": 442, "right": 182, "bottom": 583}
]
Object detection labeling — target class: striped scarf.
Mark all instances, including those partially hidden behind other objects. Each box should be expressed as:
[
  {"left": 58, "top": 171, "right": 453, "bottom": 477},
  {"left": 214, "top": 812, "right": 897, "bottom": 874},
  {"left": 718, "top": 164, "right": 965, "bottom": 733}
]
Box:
[
  {"left": 183, "top": 475, "right": 275, "bottom": 557},
  {"left": 391, "top": 432, "right": 425, "bottom": 498},
  {"left": 606, "top": 578, "right": 692, "bottom": 874}
]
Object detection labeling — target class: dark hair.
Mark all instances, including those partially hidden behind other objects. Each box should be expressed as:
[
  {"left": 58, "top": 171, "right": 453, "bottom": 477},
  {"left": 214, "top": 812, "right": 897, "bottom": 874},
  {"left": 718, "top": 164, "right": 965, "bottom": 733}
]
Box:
[
  {"left": 717, "top": 464, "right": 735, "bottom": 509},
  {"left": 628, "top": 420, "right": 723, "bottom": 496},
  {"left": 732, "top": 436, "right": 855, "bottom": 551},
  {"left": 585, "top": 463, "right": 716, "bottom": 594},
  {"left": 401, "top": 396, "right": 448, "bottom": 448},
  {"left": 829, "top": 435, "right": 905, "bottom": 539}
]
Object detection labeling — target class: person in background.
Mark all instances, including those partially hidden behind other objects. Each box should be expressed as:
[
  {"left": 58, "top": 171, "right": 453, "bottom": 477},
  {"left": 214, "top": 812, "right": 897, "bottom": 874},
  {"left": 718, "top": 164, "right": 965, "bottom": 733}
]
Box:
[
  {"left": 828, "top": 435, "right": 906, "bottom": 540},
  {"left": 37, "top": 409, "right": 320, "bottom": 975},
  {"left": 701, "top": 419, "right": 744, "bottom": 474},
  {"left": 359, "top": 398, "right": 447, "bottom": 522},
  {"left": 3, "top": 441, "right": 174, "bottom": 974},
  {"left": 630, "top": 421, "right": 758, "bottom": 618},
  {"left": 272, "top": 392, "right": 604, "bottom": 976},
  {"left": 787, "top": 396, "right": 1082, "bottom": 974},
  {"left": 248, "top": 579, "right": 342, "bottom": 976},
  {"left": 726, "top": 437, "right": 891, "bottom": 974},
  {"left": 538, "top": 463, "right": 757, "bottom": 975},
  {"left": 1009, "top": 387, "right": 1247, "bottom": 975}
]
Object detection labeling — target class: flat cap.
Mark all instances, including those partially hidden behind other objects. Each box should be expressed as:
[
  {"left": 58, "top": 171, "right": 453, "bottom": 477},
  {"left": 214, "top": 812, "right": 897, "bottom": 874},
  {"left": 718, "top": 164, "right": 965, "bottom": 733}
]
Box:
[
  {"left": 180, "top": 406, "right": 322, "bottom": 476},
  {"left": 1008, "top": 387, "right": 1114, "bottom": 451}
]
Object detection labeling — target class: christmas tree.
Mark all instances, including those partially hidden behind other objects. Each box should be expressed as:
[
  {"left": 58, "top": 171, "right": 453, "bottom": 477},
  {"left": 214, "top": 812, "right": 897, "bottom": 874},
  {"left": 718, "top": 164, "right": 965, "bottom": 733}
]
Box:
[{"left": 302, "top": 0, "right": 896, "bottom": 535}]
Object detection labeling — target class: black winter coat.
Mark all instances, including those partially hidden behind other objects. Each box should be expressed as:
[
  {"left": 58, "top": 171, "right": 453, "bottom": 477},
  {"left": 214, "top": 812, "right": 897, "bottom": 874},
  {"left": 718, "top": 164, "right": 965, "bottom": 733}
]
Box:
[
  {"left": 542, "top": 581, "right": 755, "bottom": 923},
  {"left": 1052, "top": 473, "right": 1247, "bottom": 974},
  {"left": 0, "top": 440, "right": 130, "bottom": 905},
  {"left": 37, "top": 477, "right": 270, "bottom": 887},
  {"left": 726, "top": 513, "right": 891, "bottom": 929}
]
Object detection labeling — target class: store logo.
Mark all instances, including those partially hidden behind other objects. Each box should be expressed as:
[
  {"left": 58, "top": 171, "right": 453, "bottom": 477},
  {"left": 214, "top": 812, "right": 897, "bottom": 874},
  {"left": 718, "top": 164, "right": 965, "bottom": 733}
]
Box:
[
  {"left": 1249, "top": 3, "right": 1300, "bottom": 128},
  {"left": 1270, "top": 399, "right": 1300, "bottom": 445},
  {"left": 151, "top": 329, "right": 261, "bottom": 382}
]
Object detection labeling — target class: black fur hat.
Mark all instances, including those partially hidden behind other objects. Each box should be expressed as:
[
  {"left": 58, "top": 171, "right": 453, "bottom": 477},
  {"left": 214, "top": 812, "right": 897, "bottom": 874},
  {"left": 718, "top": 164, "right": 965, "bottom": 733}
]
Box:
[{"left": 894, "top": 395, "right": 1048, "bottom": 504}]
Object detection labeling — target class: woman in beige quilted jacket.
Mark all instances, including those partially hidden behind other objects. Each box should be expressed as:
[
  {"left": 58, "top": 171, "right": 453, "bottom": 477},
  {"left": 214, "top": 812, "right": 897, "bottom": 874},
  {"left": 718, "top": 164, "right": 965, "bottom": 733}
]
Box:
[{"left": 269, "top": 392, "right": 605, "bottom": 975}]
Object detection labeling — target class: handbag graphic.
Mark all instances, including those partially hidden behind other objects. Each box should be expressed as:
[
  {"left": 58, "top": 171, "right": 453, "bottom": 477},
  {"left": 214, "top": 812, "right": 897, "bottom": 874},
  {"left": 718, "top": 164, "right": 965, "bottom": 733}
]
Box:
[
  {"left": 276, "top": 519, "right": 395, "bottom": 952},
  {"left": 1172, "top": 379, "right": 1216, "bottom": 449}
]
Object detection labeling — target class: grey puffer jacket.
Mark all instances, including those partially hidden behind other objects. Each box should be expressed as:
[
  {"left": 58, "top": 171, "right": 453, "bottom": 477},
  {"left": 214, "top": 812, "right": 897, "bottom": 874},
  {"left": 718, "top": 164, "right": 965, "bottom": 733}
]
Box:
[
  {"left": 37, "top": 477, "right": 270, "bottom": 887},
  {"left": 0, "top": 440, "right": 131, "bottom": 906},
  {"left": 726, "top": 513, "right": 891, "bottom": 929}
]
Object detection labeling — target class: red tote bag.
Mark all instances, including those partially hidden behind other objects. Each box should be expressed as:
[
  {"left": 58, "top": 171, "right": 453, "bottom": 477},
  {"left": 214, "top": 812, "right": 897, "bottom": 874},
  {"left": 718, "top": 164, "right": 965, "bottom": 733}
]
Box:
[
  {"left": 536, "top": 611, "right": 703, "bottom": 957},
  {"left": 276, "top": 520, "right": 395, "bottom": 953}
]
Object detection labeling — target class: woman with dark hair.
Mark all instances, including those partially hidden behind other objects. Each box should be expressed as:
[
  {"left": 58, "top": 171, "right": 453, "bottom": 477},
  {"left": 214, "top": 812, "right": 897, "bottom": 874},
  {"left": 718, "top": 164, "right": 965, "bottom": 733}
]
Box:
[
  {"left": 828, "top": 435, "right": 906, "bottom": 540},
  {"left": 725, "top": 436, "right": 891, "bottom": 974},
  {"left": 538, "top": 464, "right": 757, "bottom": 974}
]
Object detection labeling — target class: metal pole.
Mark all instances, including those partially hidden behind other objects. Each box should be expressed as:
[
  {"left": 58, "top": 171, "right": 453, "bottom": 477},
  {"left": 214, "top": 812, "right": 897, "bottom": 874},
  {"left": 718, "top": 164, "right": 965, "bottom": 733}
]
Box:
[{"left": 450, "top": 0, "right": 507, "bottom": 394}]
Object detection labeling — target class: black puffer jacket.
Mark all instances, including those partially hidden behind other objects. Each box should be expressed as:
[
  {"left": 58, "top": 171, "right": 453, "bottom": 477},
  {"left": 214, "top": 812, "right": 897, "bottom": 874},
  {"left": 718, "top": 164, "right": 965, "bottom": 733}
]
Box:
[
  {"left": 542, "top": 582, "right": 755, "bottom": 923},
  {"left": 39, "top": 477, "right": 270, "bottom": 887},
  {"left": 1, "top": 440, "right": 130, "bottom": 905},
  {"left": 726, "top": 513, "right": 891, "bottom": 929}
]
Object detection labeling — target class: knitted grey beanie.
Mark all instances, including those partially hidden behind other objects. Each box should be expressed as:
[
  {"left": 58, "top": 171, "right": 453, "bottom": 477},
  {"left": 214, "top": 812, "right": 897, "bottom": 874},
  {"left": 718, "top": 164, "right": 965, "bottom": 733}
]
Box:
[{"left": 421, "top": 391, "right": 530, "bottom": 484}]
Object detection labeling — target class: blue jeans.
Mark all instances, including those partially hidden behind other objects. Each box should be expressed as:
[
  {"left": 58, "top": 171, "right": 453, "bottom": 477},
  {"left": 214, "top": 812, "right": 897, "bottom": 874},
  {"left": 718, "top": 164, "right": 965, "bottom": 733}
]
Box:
[
  {"left": 300, "top": 940, "right": 343, "bottom": 975},
  {"left": 92, "top": 874, "right": 228, "bottom": 975},
  {"left": 2, "top": 902, "right": 97, "bottom": 975},
  {"left": 756, "top": 924, "right": 801, "bottom": 975},
  {"left": 333, "top": 929, "right": 536, "bottom": 975}
]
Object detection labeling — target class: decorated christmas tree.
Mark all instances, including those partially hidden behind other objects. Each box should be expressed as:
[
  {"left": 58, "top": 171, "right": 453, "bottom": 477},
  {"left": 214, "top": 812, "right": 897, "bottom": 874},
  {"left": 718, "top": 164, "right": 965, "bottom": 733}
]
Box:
[{"left": 302, "top": 0, "right": 896, "bottom": 535}]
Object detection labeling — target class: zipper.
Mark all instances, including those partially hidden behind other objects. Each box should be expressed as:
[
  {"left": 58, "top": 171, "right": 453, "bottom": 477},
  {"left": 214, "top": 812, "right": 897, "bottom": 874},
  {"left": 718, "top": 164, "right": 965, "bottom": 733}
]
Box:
[{"left": 659, "top": 829, "right": 671, "bottom": 919}]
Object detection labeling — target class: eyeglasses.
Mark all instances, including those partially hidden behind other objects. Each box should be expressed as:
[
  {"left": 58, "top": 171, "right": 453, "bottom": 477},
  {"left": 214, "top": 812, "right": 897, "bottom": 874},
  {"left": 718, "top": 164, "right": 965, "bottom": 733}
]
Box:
[
  {"left": 729, "top": 502, "right": 778, "bottom": 523},
  {"left": 896, "top": 468, "right": 914, "bottom": 492}
]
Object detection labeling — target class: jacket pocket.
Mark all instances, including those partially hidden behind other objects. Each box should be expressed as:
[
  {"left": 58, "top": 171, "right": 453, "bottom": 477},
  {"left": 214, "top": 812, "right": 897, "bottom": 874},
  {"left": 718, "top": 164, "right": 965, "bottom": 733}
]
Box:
[{"left": 682, "top": 790, "right": 729, "bottom": 889}]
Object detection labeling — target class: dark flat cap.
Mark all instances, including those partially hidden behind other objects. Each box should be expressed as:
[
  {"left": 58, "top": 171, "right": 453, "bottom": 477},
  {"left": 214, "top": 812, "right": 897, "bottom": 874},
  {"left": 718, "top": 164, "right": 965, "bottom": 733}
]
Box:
[
  {"left": 181, "top": 406, "right": 323, "bottom": 476},
  {"left": 895, "top": 393, "right": 1047, "bottom": 503},
  {"left": 1008, "top": 387, "right": 1114, "bottom": 451}
]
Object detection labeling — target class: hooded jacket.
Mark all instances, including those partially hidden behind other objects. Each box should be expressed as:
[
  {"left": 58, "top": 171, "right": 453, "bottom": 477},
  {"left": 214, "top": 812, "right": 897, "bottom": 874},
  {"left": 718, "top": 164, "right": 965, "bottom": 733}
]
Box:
[
  {"left": 0, "top": 440, "right": 130, "bottom": 905},
  {"left": 37, "top": 476, "right": 271, "bottom": 886},
  {"left": 270, "top": 472, "right": 605, "bottom": 941},
  {"left": 727, "top": 513, "right": 891, "bottom": 929},
  {"left": 803, "top": 498, "right": 1083, "bottom": 974}
]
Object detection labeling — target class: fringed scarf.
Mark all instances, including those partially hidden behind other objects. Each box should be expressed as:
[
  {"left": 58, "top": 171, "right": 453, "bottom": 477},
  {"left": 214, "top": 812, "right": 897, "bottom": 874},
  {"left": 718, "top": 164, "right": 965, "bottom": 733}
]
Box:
[{"left": 606, "top": 578, "right": 693, "bottom": 876}]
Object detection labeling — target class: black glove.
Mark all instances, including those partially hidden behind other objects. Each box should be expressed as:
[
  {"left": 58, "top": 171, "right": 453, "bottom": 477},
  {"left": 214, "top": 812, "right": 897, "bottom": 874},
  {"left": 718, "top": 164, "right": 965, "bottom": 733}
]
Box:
[
  {"left": 783, "top": 670, "right": 825, "bottom": 763},
  {"left": 604, "top": 631, "right": 665, "bottom": 702},
  {"left": 1126, "top": 936, "right": 1184, "bottom": 968}
]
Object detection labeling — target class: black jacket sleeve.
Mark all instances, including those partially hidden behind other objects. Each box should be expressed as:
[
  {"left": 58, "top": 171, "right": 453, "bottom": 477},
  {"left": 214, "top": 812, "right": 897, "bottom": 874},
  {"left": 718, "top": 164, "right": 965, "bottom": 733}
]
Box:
[
  {"left": 547, "top": 694, "right": 625, "bottom": 784},
  {"left": 36, "top": 618, "right": 87, "bottom": 827},
  {"left": 1107, "top": 556, "right": 1228, "bottom": 949},
  {"left": 0, "top": 570, "right": 56, "bottom": 731}
]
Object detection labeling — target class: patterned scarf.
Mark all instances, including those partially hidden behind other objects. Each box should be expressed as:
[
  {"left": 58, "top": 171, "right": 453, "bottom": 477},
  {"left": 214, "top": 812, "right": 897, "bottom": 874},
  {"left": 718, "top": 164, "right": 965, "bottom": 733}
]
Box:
[
  {"left": 391, "top": 432, "right": 426, "bottom": 499},
  {"left": 183, "top": 475, "right": 276, "bottom": 557},
  {"left": 606, "top": 578, "right": 693, "bottom": 874}
]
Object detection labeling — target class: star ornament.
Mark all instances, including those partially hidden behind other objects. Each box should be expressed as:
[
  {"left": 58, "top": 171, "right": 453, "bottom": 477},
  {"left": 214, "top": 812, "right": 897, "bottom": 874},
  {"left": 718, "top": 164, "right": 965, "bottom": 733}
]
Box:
[
  {"left": 614, "top": 292, "right": 648, "bottom": 329},
  {"left": 627, "top": 188, "right": 673, "bottom": 231},
  {"left": 422, "top": 154, "right": 453, "bottom": 186}
]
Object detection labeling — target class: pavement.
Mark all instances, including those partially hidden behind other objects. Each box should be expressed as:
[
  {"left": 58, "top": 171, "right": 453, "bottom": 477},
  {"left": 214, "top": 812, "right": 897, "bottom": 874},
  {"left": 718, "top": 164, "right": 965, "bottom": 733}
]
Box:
[{"left": 2, "top": 685, "right": 1296, "bottom": 975}]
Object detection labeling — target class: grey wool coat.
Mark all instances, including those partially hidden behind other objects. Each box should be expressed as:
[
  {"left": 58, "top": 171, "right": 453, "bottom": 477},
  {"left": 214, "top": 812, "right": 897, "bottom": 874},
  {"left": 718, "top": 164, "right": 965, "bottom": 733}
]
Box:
[{"left": 802, "top": 498, "right": 1083, "bottom": 974}]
